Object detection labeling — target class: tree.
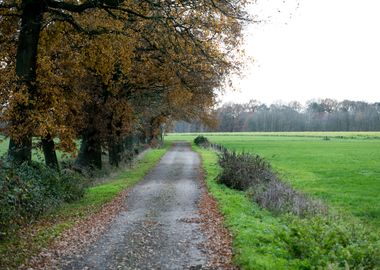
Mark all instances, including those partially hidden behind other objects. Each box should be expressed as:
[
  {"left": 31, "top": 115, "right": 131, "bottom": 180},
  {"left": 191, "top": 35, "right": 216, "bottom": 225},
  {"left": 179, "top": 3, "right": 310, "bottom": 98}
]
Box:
[{"left": 1, "top": 0, "right": 249, "bottom": 166}]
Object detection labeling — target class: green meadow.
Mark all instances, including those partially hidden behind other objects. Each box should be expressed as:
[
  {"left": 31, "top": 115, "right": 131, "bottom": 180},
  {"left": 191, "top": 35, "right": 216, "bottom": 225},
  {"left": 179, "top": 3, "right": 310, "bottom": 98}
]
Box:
[
  {"left": 0, "top": 136, "right": 8, "bottom": 156},
  {"left": 167, "top": 132, "right": 380, "bottom": 228},
  {"left": 0, "top": 136, "right": 77, "bottom": 161}
]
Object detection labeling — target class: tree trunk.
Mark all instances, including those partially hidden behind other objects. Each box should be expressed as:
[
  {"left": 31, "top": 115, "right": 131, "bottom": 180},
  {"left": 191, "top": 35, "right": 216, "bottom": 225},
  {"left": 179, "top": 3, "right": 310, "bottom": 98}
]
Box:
[
  {"left": 75, "top": 131, "right": 102, "bottom": 169},
  {"left": 8, "top": 137, "right": 32, "bottom": 164},
  {"left": 42, "top": 135, "right": 59, "bottom": 170},
  {"left": 124, "top": 134, "right": 136, "bottom": 150},
  {"left": 8, "top": 1, "right": 45, "bottom": 164},
  {"left": 147, "top": 118, "right": 157, "bottom": 144},
  {"left": 108, "top": 139, "right": 123, "bottom": 167}
]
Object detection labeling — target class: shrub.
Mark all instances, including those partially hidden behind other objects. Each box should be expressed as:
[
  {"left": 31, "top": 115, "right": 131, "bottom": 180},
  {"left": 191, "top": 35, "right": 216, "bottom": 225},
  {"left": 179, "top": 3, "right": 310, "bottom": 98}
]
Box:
[
  {"left": 216, "top": 147, "right": 326, "bottom": 216},
  {"left": 194, "top": 135, "right": 210, "bottom": 147},
  {"left": 217, "top": 150, "right": 274, "bottom": 190},
  {"left": 248, "top": 179, "right": 327, "bottom": 217},
  {"left": 0, "top": 158, "right": 86, "bottom": 238},
  {"left": 279, "top": 215, "right": 380, "bottom": 269},
  {"left": 59, "top": 169, "right": 86, "bottom": 202}
]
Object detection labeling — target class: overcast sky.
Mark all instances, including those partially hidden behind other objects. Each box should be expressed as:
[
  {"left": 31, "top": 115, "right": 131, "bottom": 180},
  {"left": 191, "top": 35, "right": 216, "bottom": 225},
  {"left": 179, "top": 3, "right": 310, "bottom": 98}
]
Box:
[{"left": 221, "top": 0, "right": 380, "bottom": 105}]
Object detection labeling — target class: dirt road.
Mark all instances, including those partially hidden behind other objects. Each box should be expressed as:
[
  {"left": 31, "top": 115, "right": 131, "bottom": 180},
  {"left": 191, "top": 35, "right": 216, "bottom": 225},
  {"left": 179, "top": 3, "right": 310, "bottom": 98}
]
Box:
[{"left": 59, "top": 142, "right": 212, "bottom": 269}]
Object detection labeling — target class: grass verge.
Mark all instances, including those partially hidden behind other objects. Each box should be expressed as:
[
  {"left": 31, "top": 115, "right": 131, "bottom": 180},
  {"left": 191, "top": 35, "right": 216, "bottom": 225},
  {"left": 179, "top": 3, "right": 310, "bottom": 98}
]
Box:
[
  {"left": 195, "top": 145, "right": 380, "bottom": 269},
  {"left": 0, "top": 143, "right": 170, "bottom": 269}
]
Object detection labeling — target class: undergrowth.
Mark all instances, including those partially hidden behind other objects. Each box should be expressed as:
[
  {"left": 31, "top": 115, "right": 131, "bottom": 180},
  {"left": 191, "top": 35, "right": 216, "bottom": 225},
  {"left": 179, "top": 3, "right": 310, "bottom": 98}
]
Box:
[{"left": 0, "top": 159, "right": 86, "bottom": 239}]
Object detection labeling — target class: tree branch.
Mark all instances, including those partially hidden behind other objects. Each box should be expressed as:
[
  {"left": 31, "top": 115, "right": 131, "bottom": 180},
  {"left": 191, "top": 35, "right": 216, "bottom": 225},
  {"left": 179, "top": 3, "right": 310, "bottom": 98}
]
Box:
[
  {"left": 48, "top": 8, "right": 126, "bottom": 36},
  {"left": 103, "top": 5, "right": 157, "bottom": 20},
  {"left": 0, "top": 3, "right": 18, "bottom": 9},
  {"left": 46, "top": 0, "right": 156, "bottom": 20},
  {"left": 45, "top": 0, "right": 100, "bottom": 13},
  {"left": 0, "top": 11, "right": 20, "bottom": 17}
]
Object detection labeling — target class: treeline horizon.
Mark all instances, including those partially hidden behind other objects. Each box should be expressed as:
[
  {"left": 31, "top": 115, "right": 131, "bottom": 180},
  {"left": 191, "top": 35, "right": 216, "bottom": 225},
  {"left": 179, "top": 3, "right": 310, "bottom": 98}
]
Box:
[{"left": 174, "top": 98, "right": 380, "bottom": 132}]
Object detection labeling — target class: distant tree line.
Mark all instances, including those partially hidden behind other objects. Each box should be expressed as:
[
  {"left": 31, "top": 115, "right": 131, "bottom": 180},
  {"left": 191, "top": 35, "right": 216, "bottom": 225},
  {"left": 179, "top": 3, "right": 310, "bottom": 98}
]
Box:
[{"left": 174, "top": 99, "right": 380, "bottom": 132}]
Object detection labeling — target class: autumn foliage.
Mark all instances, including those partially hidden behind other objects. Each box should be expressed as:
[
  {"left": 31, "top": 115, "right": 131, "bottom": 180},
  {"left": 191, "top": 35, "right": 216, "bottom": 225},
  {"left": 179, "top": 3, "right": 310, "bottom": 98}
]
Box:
[{"left": 0, "top": 0, "right": 249, "bottom": 168}]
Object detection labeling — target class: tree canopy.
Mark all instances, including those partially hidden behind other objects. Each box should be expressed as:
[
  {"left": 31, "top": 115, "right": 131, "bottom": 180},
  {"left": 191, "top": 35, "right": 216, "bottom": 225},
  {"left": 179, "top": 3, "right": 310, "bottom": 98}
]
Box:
[{"left": 0, "top": 0, "right": 249, "bottom": 167}]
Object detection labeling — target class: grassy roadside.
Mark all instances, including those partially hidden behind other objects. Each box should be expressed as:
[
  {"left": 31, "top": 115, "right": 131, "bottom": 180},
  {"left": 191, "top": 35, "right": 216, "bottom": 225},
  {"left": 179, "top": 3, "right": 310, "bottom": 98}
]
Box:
[
  {"left": 0, "top": 143, "right": 170, "bottom": 269},
  {"left": 195, "top": 145, "right": 380, "bottom": 269},
  {"left": 196, "top": 146, "right": 296, "bottom": 269}
]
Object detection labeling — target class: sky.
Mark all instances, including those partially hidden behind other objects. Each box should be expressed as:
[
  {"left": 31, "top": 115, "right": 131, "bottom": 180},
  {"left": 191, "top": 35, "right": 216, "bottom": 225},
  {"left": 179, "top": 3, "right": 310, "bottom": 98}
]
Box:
[{"left": 221, "top": 0, "right": 380, "bottom": 105}]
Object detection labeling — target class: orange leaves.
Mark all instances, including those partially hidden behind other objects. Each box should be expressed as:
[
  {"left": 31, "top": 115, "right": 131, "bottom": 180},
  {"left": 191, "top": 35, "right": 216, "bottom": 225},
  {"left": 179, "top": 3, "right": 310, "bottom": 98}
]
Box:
[
  {"left": 104, "top": 97, "right": 135, "bottom": 136},
  {"left": 167, "top": 89, "right": 193, "bottom": 107},
  {"left": 0, "top": 0, "right": 248, "bottom": 152},
  {"left": 82, "top": 34, "right": 135, "bottom": 86}
]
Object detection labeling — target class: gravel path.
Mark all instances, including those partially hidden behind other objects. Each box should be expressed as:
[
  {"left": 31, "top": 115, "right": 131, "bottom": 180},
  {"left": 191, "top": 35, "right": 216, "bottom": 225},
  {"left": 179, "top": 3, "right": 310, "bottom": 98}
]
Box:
[{"left": 59, "top": 142, "right": 210, "bottom": 270}]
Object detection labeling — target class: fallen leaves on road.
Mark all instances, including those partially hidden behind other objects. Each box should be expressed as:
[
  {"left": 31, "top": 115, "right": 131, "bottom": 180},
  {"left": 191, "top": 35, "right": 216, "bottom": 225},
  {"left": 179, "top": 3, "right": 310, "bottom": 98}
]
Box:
[
  {"left": 198, "top": 169, "right": 237, "bottom": 270},
  {"left": 23, "top": 188, "right": 130, "bottom": 270}
]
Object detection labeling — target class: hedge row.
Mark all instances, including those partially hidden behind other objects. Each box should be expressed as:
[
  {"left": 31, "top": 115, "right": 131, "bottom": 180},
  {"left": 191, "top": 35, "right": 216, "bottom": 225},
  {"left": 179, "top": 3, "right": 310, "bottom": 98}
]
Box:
[
  {"left": 195, "top": 136, "right": 326, "bottom": 217},
  {"left": 0, "top": 159, "right": 86, "bottom": 238}
]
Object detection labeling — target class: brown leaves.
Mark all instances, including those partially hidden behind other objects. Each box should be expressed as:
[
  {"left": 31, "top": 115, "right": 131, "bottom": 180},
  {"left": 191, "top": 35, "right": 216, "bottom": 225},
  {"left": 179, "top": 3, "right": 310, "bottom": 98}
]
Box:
[
  {"left": 198, "top": 169, "right": 237, "bottom": 269},
  {"left": 1, "top": 0, "right": 248, "bottom": 152},
  {"left": 24, "top": 188, "right": 131, "bottom": 270}
]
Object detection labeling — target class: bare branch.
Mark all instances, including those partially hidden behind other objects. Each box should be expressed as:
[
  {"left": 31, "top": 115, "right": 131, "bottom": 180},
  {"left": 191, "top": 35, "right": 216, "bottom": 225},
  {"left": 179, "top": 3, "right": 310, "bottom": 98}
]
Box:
[
  {"left": 103, "top": 5, "right": 157, "bottom": 20},
  {"left": 48, "top": 8, "right": 126, "bottom": 36},
  {"left": 45, "top": 0, "right": 100, "bottom": 13},
  {"left": 46, "top": 0, "right": 156, "bottom": 20}
]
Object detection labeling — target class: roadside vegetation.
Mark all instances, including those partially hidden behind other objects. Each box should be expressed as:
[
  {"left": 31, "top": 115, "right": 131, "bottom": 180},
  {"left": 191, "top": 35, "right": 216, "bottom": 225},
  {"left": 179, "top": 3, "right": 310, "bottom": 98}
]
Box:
[
  {"left": 193, "top": 137, "right": 380, "bottom": 269},
  {"left": 0, "top": 159, "right": 85, "bottom": 238},
  {"left": 0, "top": 144, "right": 169, "bottom": 269},
  {"left": 169, "top": 132, "right": 380, "bottom": 228}
]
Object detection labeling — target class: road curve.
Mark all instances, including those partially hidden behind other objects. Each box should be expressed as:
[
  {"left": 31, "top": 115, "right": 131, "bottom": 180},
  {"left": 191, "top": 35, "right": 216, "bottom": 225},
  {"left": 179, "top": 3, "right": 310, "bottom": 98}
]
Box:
[{"left": 60, "top": 142, "right": 208, "bottom": 270}]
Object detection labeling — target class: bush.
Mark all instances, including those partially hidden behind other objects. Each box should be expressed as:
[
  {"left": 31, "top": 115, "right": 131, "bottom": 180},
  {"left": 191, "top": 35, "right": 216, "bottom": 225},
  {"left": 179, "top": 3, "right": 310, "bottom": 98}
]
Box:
[
  {"left": 194, "top": 135, "right": 210, "bottom": 147},
  {"left": 217, "top": 148, "right": 326, "bottom": 216},
  {"left": 0, "top": 158, "right": 86, "bottom": 238},
  {"left": 59, "top": 169, "right": 86, "bottom": 202},
  {"left": 279, "top": 215, "right": 380, "bottom": 269},
  {"left": 217, "top": 150, "right": 274, "bottom": 190},
  {"left": 248, "top": 179, "right": 327, "bottom": 217}
]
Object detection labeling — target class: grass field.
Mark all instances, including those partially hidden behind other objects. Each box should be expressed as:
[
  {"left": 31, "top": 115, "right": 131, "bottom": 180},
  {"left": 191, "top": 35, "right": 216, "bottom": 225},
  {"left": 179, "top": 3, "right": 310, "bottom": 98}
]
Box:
[
  {"left": 167, "top": 132, "right": 380, "bottom": 228},
  {"left": 0, "top": 136, "right": 74, "bottom": 161},
  {"left": 0, "top": 136, "right": 7, "bottom": 156}
]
